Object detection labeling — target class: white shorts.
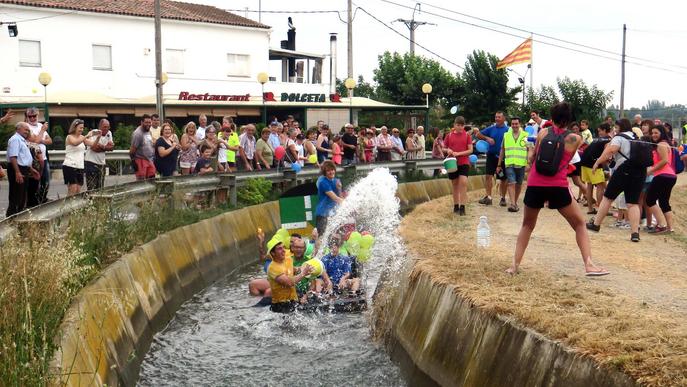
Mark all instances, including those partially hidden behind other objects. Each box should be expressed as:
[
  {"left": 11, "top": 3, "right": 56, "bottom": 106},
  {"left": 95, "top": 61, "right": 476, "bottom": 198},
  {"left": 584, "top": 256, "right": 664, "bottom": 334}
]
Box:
[{"left": 179, "top": 161, "right": 195, "bottom": 169}]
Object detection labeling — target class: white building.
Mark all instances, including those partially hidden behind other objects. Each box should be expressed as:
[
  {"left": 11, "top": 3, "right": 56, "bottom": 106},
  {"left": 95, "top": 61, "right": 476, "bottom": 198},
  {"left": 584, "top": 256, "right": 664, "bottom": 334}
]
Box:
[{"left": 0, "top": 0, "right": 419, "bottom": 129}]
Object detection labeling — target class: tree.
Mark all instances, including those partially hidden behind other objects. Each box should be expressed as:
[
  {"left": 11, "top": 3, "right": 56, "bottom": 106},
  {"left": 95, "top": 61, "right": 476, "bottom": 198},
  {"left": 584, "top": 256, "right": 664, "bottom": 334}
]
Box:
[
  {"left": 373, "top": 52, "right": 458, "bottom": 107},
  {"left": 556, "top": 77, "right": 613, "bottom": 126},
  {"left": 455, "top": 50, "right": 520, "bottom": 124},
  {"left": 519, "top": 85, "right": 559, "bottom": 119},
  {"left": 335, "top": 75, "right": 376, "bottom": 99}
]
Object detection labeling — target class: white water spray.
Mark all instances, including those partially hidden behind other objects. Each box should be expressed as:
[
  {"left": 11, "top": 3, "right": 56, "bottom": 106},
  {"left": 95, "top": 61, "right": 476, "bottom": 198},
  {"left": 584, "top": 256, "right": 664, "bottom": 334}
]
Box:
[{"left": 317, "top": 168, "right": 409, "bottom": 293}]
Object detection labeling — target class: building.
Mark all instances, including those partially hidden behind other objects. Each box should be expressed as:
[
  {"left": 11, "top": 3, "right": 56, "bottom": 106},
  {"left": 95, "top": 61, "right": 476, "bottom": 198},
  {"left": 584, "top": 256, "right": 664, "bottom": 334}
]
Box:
[{"left": 0, "top": 0, "right": 425, "bottom": 132}]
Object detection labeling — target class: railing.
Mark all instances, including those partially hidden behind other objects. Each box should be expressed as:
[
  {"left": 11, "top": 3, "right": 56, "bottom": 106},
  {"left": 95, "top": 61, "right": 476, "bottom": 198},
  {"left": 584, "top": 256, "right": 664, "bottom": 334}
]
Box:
[{"left": 0, "top": 157, "right": 485, "bottom": 242}]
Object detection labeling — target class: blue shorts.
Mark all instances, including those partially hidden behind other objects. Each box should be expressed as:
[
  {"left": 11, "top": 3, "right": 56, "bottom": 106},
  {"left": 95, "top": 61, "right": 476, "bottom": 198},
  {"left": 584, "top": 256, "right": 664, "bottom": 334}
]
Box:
[{"left": 505, "top": 166, "right": 525, "bottom": 185}]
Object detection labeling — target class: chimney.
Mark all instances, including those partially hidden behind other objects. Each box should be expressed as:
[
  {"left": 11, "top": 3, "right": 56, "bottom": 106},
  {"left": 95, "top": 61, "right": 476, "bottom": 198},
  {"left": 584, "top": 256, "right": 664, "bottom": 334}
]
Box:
[{"left": 330, "top": 33, "right": 337, "bottom": 94}]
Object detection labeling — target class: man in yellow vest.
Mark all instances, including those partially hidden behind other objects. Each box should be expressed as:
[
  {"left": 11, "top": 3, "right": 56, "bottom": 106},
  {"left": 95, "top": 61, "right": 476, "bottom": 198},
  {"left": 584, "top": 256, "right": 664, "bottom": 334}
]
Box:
[{"left": 497, "top": 117, "right": 528, "bottom": 212}]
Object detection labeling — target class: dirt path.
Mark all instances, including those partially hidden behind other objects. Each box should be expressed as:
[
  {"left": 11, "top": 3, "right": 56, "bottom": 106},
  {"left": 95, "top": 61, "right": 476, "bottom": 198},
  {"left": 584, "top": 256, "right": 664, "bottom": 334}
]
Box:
[{"left": 476, "top": 179, "right": 687, "bottom": 315}]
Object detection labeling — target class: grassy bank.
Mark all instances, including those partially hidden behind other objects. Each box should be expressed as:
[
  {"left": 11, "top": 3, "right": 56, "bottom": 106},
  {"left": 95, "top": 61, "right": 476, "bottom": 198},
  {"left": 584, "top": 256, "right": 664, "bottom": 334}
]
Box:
[
  {"left": 400, "top": 183, "right": 687, "bottom": 387},
  {"left": 0, "top": 177, "right": 277, "bottom": 385}
]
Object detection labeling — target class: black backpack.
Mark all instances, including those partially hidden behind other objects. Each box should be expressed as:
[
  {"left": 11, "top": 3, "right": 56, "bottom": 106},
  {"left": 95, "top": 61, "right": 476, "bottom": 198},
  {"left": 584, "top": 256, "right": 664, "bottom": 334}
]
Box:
[
  {"left": 535, "top": 128, "right": 570, "bottom": 176},
  {"left": 617, "top": 133, "right": 653, "bottom": 169},
  {"left": 580, "top": 137, "right": 611, "bottom": 168}
]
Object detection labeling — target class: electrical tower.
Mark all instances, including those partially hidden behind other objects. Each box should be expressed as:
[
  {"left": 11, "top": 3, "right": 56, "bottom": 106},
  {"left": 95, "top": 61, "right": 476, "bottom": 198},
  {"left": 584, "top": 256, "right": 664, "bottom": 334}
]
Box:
[{"left": 393, "top": 3, "right": 436, "bottom": 55}]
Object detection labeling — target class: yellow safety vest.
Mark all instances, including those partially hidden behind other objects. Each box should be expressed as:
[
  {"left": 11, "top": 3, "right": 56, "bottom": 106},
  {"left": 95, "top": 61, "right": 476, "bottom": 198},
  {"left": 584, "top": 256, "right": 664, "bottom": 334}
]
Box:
[{"left": 503, "top": 129, "right": 528, "bottom": 167}]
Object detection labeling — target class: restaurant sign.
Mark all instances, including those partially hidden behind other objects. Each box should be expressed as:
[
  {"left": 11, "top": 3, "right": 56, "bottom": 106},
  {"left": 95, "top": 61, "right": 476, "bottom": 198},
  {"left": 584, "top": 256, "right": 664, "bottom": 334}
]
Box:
[
  {"left": 178, "top": 91, "right": 250, "bottom": 101},
  {"left": 263, "top": 92, "right": 342, "bottom": 103}
]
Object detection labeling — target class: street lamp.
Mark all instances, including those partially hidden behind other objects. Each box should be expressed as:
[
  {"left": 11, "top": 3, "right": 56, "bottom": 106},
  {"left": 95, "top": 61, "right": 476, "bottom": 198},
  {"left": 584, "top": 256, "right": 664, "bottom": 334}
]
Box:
[
  {"left": 508, "top": 65, "right": 530, "bottom": 108},
  {"left": 257, "top": 72, "right": 269, "bottom": 124},
  {"left": 344, "top": 77, "right": 356, "bottom": 125},
  {"left": 422, "top": 83, "right": 432, "bottom": 130},
  {"left": 38, "top": 72, "right": 51, "bottom": 121}
]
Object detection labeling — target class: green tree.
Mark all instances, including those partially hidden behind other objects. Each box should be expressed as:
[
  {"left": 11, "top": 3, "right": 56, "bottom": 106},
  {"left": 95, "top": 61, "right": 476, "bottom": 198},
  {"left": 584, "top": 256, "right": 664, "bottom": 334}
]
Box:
[
  {"left": 456, "top": 50, "right": 520, "bottom": 124},
  {"left": 335, "top": 75, "right": 376, "bottom": 98},
  {"left": 373, "top": 51, "right": 457, "bottom": 106},
  {"left": 556, "top": 77, "right": 613, "bottom": 126},
  {"left": 518, "top": 85, "right": 560, "bottom": 119}
]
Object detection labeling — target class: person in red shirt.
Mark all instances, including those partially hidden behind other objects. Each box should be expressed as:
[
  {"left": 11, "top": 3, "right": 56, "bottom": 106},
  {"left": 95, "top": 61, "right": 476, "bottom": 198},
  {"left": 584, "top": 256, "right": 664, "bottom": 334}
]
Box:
[{"left": 442, "top": 116, "right": 473, "bottom": 215}]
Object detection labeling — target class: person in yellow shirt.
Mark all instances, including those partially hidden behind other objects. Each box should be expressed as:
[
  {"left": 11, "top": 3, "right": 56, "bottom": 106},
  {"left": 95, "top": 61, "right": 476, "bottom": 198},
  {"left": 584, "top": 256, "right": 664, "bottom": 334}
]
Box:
[{"left": 266, "top": 239, "right": 312, "bottom": 313}]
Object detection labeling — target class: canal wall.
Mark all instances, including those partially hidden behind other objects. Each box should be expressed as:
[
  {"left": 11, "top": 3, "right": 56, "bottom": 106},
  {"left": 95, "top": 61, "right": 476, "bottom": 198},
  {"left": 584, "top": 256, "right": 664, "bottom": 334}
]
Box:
[{"left": 50, "top": 177, "right": 464, "bottom": 386}]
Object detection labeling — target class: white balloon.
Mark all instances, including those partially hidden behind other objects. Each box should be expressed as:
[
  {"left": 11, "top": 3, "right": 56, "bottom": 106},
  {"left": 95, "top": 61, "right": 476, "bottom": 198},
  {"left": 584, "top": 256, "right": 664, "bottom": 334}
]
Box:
[{"left": 449, "top": 106, "right": 459, "bottom": 114}]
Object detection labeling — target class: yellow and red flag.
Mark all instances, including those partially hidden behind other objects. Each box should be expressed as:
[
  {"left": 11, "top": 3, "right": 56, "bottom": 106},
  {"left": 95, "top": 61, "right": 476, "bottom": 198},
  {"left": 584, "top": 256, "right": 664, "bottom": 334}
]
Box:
[{"left": 496, "top": 38, "right": 532, "bottom": 69}]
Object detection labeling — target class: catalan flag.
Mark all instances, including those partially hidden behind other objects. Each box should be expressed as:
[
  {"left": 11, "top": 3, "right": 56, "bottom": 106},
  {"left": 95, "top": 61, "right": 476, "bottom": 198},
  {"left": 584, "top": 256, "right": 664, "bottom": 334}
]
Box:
[{"left": 496, "top": 38, "right": 532, "bottom": 69}]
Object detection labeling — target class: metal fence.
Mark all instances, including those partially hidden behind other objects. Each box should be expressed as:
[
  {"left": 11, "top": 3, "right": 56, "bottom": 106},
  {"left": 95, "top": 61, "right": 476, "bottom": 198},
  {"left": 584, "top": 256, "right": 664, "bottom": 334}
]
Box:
[{"left": 0, "top": 157, "right": 485, "bottom": 242}]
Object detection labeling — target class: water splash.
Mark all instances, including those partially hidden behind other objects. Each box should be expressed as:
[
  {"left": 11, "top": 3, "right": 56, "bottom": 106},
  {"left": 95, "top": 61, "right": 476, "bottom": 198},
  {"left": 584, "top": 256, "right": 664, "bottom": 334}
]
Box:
[{"left": 317, "top": 167, "right": 409, "bottom": 294}]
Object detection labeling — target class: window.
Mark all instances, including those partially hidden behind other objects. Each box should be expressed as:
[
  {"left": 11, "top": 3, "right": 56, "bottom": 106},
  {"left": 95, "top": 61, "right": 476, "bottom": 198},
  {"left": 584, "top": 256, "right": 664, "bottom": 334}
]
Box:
[
  {"left": 19, "top": 40, "right": 41, "bottom": 67},
  {"left": 227, "top": 53, "right": 250, "bottom": 77},
  {"left": 92, "top": 44, "right": 112, "bottom": 70},
  {"left": 165, "top": 49, "right": 184, "bottom": 74}
]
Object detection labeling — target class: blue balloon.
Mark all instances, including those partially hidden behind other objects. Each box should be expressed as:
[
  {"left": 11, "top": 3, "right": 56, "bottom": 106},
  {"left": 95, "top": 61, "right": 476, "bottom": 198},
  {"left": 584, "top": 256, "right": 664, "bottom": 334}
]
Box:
[
  {"left": 291, "top": 163, "right": 302, "bottom": 173},
  {"left": 525, "top": 125, "right": 535, "bottom": 136},
  {"left": 475, "top": 140, "right": 489, "bottom": 153},
  {"left": 468, "top": 154, "right": 478, "bottom": 164}
]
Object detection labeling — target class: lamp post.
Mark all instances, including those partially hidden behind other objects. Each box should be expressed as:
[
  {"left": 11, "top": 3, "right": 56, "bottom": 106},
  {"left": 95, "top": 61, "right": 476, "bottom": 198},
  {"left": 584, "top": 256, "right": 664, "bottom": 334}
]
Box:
[
  {"left": 344, "top": 77, "right": 356, "bottom": 125},
  {"left": 156, "top": 72, "right": 168, "bottom": 121},
  {"left": 422, "top": 83, "right": 432, "bottom": 130},
  {"left": 257, "top": 72, "right": 269, "bottom": 124},
  {"left": 38, "top": 72, "right": 51, "bottom": 122},
  {"left": 508, "top": 65, "right": 530, "bottom": 109}
]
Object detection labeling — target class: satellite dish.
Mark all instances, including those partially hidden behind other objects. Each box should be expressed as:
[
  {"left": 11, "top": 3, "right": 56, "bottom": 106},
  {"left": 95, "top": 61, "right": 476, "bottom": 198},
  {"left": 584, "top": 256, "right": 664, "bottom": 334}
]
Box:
[{"left": 449, "top": 105, "right": 459, "bottom": 114}]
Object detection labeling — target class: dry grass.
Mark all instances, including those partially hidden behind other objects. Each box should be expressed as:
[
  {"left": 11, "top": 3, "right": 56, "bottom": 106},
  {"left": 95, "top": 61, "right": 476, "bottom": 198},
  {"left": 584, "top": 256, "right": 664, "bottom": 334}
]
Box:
[{"left": 401, "top": 183, "right": 687, "bottom": 387}]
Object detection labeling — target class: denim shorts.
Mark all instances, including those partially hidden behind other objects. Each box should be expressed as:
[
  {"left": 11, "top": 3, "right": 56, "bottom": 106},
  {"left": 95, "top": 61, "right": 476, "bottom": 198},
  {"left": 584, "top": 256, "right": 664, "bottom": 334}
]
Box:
[{"left": 505, "top": 166, "right": 525, "bottom": 184}]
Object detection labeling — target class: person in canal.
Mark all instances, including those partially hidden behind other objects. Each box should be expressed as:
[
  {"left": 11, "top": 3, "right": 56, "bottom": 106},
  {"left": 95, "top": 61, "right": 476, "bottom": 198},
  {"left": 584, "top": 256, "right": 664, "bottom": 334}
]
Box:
[{"left": 265, "top": 238, "right": 313, "bottom": 313}]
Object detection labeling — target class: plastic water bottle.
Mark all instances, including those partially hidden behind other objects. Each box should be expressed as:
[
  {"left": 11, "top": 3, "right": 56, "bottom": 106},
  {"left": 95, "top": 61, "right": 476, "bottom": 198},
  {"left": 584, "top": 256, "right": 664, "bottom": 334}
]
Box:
[{"left": 477, "top": 216, "right": 491, "bottom": 248}]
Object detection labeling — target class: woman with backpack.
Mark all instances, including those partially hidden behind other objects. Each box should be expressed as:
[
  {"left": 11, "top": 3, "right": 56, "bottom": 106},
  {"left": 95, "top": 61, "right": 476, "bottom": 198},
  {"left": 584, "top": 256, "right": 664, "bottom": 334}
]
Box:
[
  {"left": 506, "top": 102, "right": 609, "bottom": 276},
  {"left": 586, "top": 118, "right": 648, "bottom": 242},
  {"left": 645, "top": 125, "right": 677, "bottom": 233}
]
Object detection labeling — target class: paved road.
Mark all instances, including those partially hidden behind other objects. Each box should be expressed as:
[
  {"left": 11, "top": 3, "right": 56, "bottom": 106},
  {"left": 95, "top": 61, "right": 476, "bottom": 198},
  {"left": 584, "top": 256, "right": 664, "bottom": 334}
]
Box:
[{"left": 0, "top": 174, "right": 136, "bottom": 219}]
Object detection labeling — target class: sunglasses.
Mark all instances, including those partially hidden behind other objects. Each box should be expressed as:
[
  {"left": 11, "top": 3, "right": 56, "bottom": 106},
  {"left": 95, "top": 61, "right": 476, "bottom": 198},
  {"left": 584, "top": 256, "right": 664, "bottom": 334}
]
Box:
[{"left": 27, "top": 115, "right": 37, "bottom": 118}]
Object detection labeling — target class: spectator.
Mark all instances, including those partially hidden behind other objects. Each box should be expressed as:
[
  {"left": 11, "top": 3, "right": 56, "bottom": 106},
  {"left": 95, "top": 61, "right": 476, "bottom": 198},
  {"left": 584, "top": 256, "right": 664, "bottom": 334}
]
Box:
[
  {"left": 283, "top": 128, "right": 299, "bottom": 168},
  {"left": 405, "top": 128, "right": 422, "bottom": 160},
  {"left": 390, "top": 128, "right": 405, "bottom": 161},
  {"left": 443, "top": 116, "right": 473, "bottom": 215},
  {"left": 304, "top": 128, "right": 319, "bottom": 167},
  {"left": 476, "top": 111, "right": 510, "bottom": 206},
  {"left": 376, "top": 126, "right": 393, "bottom": 161},
  {"left": 431, "top": 127, "right": 445, "bottom": 159},
  {"left": 0, "top": 110, "right": 14, "bottom": 124},
  {"left": 150, "top": 113, "right": 161, "bottom": 142},
  {"left": 278, "top": 123, "right": 288, "bottom": 147},
  {"left": 268, "top": 121, "right": 281, "bottom": 150},
  {"left": 154, "top": 122, "right": 180, "bottom": 177},
  {"left": 196, "top": 114, "right": 209, "bottom": 140},
  {"left": 239, "top": 124, "right": 259, "bottom": 171},
  {"left": 221, "top": 118, "right": 240, "bottom": 173},
  {"left": 646, "top": 125, "right": 677, "bottom": 233},
  {"left": 194, "top": 145, "right": 214, "bottom": 175},
  {"left": 364, "top": 129, "right": 376, "bottom": 163},
  {"left": 255, "top": 128, "right": 274, "bottom": 169},
  {"left": 580, "top": 123, "right": 611, "bottom": 214},
  {"left": 129, "top": 114, "right": 157, "bottom": 180},
  {"left": 587, "top": 118, "right": 646, "bottom": 242},
  {"left": 416, "top": 126, "right": 426, "bottom": 159},
  {"left": 63, "top": 119, "right": 87, "bottom": 196},
  {"left": 295, "top": 134, "right": 306, "bottom": 167},
  {"left": 216, "top": 121, "right": 230, "bottom": 172},
  {"left": 180, "top": 122, "right": 200, "bottom": 175},
  {"left": 341, "top": 123, "right": 357, "bottom": 165},
  {"left": 567, "top": 122, "right": 588, "bottom": 203},
  {"left": 25, "top": 107, "right": 51, "bottom": 204},
  {"left": 356, "top": 127, "right": 366, "bottom": 162},
  {"left": 331, "top": 135, "right": 344, "bottom": 165},
  {"left": 6, "top": 122, "right": 40, "bottom": 216},
  {"left": 316, "top": 124, "right": 332, "bottom": 163},
  {"left": 25, "top": 142, "right": 44, "bottom": 208},
  {"left": 84, "top": 118, "right": 114, "bottom": 190},
  {"left": 496, "top": 117, "right": 528, "bottom": 212},
  {"left": 201, "top": 122, "right": 220, "bottom": 158}
]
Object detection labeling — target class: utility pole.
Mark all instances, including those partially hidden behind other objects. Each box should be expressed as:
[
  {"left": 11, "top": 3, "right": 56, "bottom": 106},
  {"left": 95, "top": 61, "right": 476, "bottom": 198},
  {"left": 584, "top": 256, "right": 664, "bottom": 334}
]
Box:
[
  {"left": 394, "top": 3, "right": 435, "bottom": 55},
  {"left": 154, "top": 0, "right": 164, "bottom": 121},
  {"left": 619, "top": 24, "right": 627, "bottom": 118},
  {"left": 347, "top": 0, "right": 353, "bottom": 80}
]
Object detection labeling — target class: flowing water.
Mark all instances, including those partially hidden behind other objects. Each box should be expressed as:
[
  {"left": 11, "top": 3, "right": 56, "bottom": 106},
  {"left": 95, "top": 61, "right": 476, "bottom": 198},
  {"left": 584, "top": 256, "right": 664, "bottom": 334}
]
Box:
[{"left": 138, "top": 168, "right": 411, "bottom": 386}]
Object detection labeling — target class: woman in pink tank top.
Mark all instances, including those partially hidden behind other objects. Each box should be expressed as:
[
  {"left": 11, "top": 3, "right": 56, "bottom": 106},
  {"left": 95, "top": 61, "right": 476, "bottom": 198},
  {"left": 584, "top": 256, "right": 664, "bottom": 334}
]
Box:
[
  {"left": 645, "top": 125, "right": 677, "bottom": 233},
  {"left": 507, "top": 102, "right": 609, "bottom": 277}
]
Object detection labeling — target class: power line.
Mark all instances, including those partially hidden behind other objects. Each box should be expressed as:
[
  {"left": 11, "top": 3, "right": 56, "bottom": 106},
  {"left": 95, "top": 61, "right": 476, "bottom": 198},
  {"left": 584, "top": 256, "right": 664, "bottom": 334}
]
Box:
[
  {"left": 224, "top": 8, "right": 345, "bottom": 14},
  {"left": 376, "top": 0, "right": 687, "bottom": 72},
  {"left": 0, "top": 10, "right": 77, "bottom": 23},
  {"left": 354, "top": 6, "right": 464, "bottom": 69}
]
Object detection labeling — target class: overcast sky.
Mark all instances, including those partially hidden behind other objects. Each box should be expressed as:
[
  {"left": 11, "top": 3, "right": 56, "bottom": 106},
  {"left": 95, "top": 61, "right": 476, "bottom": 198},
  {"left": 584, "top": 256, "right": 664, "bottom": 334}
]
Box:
[{"left": 192, "top": 0, "right": 687, "bottom": 110}]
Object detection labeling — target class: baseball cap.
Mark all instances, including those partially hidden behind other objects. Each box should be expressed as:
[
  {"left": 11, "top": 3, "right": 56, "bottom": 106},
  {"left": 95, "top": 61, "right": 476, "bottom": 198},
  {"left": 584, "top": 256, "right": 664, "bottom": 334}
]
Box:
[{"left": 270, "top": 121, "right": 279, "bottom": 126}]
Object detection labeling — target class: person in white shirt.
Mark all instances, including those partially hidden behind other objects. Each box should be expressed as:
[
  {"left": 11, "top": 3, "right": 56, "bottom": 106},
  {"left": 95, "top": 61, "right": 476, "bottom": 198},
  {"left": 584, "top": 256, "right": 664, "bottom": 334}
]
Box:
[
  {"left": 63, "top": 119, "right": 88, "bottom": 196},
  {"left": 25, "top": 107, "right": 52, "bottom": 203},
  {"left": 390, "top": 128, "right": 405, "bottom": 161},
  {"left": 84, "top": 118, "right": 114, "bottom": 190},
  {"left": 196, "top": 114, "right": 208, "bottom": 140},
  {"left": 415, "top": 126, "right": 426, "bottom": 159}
]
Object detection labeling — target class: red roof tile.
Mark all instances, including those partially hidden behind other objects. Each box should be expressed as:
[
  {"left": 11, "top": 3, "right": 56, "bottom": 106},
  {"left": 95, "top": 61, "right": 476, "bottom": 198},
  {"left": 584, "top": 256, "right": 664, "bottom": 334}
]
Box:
[{"left": 0, "top": 0, "right": 270, "bottom": 29}]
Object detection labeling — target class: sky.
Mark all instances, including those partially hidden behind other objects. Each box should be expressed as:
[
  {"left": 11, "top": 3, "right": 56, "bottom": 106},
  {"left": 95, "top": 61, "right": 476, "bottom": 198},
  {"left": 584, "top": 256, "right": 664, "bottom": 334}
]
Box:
[{"left": 191, "top": 0, "right": 687, "bottom": 110}]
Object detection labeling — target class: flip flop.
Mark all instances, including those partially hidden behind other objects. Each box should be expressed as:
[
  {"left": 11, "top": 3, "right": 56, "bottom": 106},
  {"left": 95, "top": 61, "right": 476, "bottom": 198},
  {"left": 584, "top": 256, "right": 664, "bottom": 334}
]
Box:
[{"left": 585, "top": 270, "right": 610, "bottom": 277}]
